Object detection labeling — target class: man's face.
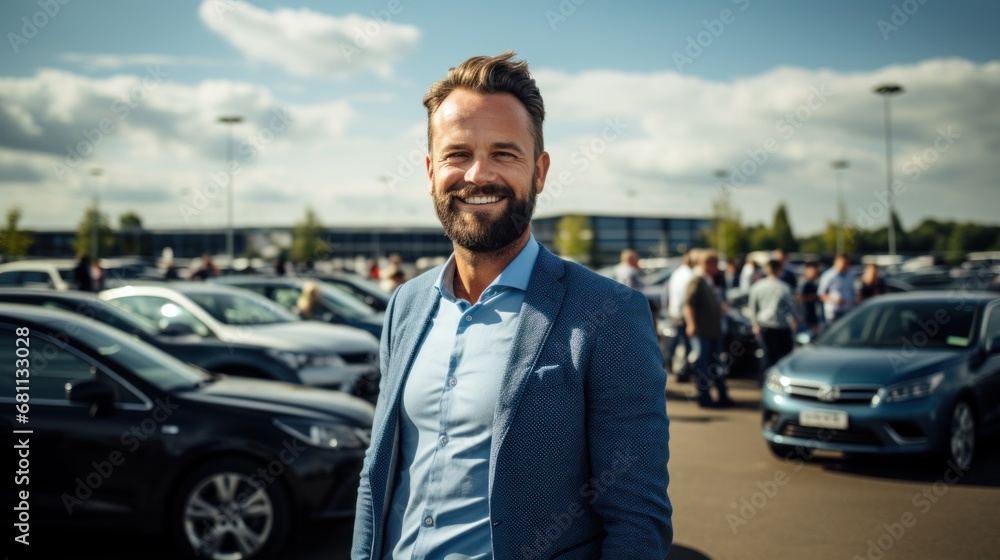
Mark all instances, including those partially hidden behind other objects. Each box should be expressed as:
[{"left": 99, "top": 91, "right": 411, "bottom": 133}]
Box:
[
  {"left": 805, "top": 266, "right": 819, "bottom": 280},
  {"left": 704, "top": 258, "right": 719, "bottom": 277},
  {"left": 835, "top": 257, "right": 849, "bottom": 273},
  {"left": 426, "top": 89, "right": 550, "bottom": 254}
]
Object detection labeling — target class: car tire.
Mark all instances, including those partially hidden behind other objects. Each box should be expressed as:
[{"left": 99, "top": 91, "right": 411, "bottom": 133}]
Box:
[
  {"left": 945, "top": 400, "right": 976, "bottom": 472},
  {"left": 170, "top": 457, "right": 291, "bottom": 560}
]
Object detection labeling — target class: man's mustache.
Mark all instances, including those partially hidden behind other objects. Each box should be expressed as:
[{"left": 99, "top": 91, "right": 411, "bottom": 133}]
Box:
[{"left": 445, "top": 184, "right": 515, "bottom": 200}]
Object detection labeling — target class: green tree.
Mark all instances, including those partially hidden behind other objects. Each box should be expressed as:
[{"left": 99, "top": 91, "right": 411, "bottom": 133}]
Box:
[
  {"left": 771, "top": 203, "right": 797, "bottom": 252},
  {"left": 747, "top": 224, "right": 776, "bottom": 251},
  {"left": 73, "top": 205, "right": 114, "bottom": 258},
  {"left": 0, "top": 207, "right": 33, "bottom": 259},
  {"left": 291, "top": 207, "right": 330, "bottom": 265},
  {"left": 119, "top": 211, "right": 144, "bottom": 255},
  {"left": 708, "top": 193, "right": 744, "bottom": 259},
  {"left": 554, "top": 215, "right": 593, "bottom": 264}
]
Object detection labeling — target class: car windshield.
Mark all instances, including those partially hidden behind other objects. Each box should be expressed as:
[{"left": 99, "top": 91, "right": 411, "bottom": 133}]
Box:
[
  {"left": 57, "top": 317, "right": 208, "bottom": 391},
  {"left": 816, "top": 300, "right": 980, "bottom": 349},
  {"left": 187, "top": 290, "right": 297, "bottom": 325},
  {"left": 319, "top": 283, "right": 377, "bottom": 319}
]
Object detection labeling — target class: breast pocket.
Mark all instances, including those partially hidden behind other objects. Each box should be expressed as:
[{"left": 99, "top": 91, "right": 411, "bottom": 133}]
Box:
[{"left": 532, "top": 364, "right": 569, "bottom": 388}]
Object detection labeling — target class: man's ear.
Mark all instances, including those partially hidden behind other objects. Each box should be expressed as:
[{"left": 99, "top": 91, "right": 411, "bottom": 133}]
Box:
[
  {"left": 534, "top": 151, "right": 551, "bottom": 194},
  {"left": 426, "top": 153, "right": 433, "bottom": 196}
]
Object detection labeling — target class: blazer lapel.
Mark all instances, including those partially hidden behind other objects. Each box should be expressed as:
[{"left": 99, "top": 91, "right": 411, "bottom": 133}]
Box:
[{"left": 488, "top": 243, "right": 566, "bottom": 490}]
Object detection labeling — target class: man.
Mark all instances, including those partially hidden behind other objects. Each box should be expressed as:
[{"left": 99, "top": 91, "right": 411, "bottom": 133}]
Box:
[
  {"left": 739, "top": 254, "right": 762, "bottom": 289},
  {"left": 818, "top": 253, "right": 856, "bottom": 323},
  {"left": 684, "top": 250, "right": 733, "bottom": 408},
  {"left": 858, "top": 263, "right": 887, "bottom": 302},
  {"left": 749, "top": 259, "right": 798, "bottom": 377},
  {"left": 663, "top": 249, "right": 698, "bottom": 381},
  {"left": 796, "top": 262, "right": 822, "bottom": 334},
  {"left": 352, "top": 52, "right": 672, "bottom": 560},
  {"left": 613, "top": 248, "right": 644, "bottom": 289},
  {"left": 772, "top": 248, "right": 798, "bottom": 290}
]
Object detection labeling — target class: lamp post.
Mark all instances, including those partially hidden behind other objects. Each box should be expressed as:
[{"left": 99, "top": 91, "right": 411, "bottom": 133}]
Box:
[
  {"left": 831, "top": 160, "right": 849, "bottom": 255},
  {"left": 873, "top": 84, "right": 904, "bottom": 256},
  {"left": 713, "top": 169, "right": 730, "bottom": 258},
  {"left": 89, "top": 167, "right": 103, "bottom": 259},
  {"left": 218, "top": 115, "right": 244, "bottom": 261}
]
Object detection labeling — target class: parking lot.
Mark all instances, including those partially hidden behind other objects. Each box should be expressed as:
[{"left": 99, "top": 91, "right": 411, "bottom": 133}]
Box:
[{"left": 25, "top": 378, "right": 999, "bottom": 560}]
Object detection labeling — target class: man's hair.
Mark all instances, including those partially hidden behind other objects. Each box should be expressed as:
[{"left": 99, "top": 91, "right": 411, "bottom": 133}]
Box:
[
  {"left": 621, "top": 248, "right": 638, "bottom": 263},
  {"left": 697, "top": 249, "right": 719, "bottom": 266},
  {"left": 835, "top": 253, "right": 850, "bottom": 262},
  {"left": 765, "top": 259, "right": 782, "bottom": 276},
  {"left": 423, "top": 51, "right": 545, "bottom": 159},
  {"left": 804, "top": 261, "right": 819, "bottom": 270}
]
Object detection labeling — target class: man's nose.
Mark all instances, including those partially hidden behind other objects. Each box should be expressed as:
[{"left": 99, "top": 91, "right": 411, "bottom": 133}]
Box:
[{"left": 464, "top": 156, "right": 498, "bottom": 186}]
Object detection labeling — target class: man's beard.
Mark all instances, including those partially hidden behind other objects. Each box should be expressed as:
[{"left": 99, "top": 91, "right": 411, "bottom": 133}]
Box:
[{"left": 433, "top": 177, "right": 537, "bottom": 256}]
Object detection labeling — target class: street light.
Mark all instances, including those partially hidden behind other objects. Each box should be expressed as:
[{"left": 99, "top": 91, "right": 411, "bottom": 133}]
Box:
[
  {"left": 712, "top": 169, "right": 730, "bottom": 258},
  {"left": 831, "top": 160, "right": 849, "bottom": 255},
  {"left": 218, "top": 115, "right": 244, "bottom": 260},
  {"left": 89, "top": 167, "right": 103, "bottom": 259},
  {"left": 873, "top": 84, "right": 904, "bottom": 256}
]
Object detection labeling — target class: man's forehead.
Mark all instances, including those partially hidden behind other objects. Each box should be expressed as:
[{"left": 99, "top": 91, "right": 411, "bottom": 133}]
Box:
[{"left": 431, "top": 90, "right": 531, "bottom": 131}]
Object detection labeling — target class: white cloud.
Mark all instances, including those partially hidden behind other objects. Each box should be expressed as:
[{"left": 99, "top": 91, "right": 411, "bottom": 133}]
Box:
[
  {"left": 58, "top": 53, "right": 225, "bottom": 71},
  {"left": 197, "top": 0, "right": 420, "bottom": 79}
]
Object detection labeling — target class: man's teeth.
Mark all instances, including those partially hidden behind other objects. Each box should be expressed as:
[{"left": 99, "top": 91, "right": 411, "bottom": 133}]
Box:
[{"left": 462, "top": 196, "right": 502, "bottom": 205}]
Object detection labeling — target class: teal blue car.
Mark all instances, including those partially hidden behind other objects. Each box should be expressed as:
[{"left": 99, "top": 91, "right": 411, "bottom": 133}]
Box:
[{"left": 762, "top": 292, "right": 1000, "bottom": 471}]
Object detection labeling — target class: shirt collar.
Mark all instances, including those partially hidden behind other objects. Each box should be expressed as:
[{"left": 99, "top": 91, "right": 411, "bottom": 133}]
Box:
[{"left": 433, "top": 233, "right": 540, "bottom": 301}]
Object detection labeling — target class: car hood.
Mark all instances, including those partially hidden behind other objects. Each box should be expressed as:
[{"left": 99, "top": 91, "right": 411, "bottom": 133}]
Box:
[
  {"left": 219, "top": 321, "right": 379, "bottom": 353},
  {"left": 180, "top": 376, "right": 375, "bottom": 426},
  {"left": 778, "top": 345, "right": 967, "bottom": 385}
]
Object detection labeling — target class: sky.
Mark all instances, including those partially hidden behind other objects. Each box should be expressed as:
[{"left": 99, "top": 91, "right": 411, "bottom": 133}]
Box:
[{"left": 1, "top": 0, "right": 998, "bottom": 236}]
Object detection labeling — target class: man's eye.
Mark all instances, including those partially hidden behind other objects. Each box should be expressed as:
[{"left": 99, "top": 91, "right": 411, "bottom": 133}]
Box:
[
  {"left": 444, "top": 152, "right": 468, "bottom": 161},
  {"left": 495, "top": 152, "right": 516, "bottom": 159}
]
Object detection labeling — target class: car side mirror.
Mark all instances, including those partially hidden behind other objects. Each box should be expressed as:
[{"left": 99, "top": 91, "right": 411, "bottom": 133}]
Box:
[
  {"left": 68, "top": 378, "right": 117, "bottom": 417},
  {"left": 159, "top": 319, "right": 196, "bottom": 336}
]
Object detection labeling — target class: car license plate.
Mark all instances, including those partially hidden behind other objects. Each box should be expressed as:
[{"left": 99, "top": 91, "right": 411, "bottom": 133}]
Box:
[{"left": 800, "top": 410, "right": 848, "bottom": 430}]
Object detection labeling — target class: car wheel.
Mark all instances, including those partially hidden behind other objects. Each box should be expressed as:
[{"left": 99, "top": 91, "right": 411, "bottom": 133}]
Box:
[
  {"left": 171, "top": 458, "right": 291, "bottom": 560},
  {"left": 946, "top": 400, "right": 976, "bottom": 471}
]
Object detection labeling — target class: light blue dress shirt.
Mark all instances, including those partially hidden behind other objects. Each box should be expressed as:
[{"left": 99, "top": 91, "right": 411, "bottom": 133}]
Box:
[{"left": 382, "top": 235, "right": 540, "bottom": 560}]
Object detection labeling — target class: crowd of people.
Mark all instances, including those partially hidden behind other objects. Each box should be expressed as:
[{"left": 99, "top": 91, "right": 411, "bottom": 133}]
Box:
[{"left": 611, "top": 247, "right": 892, "bottom": 407}]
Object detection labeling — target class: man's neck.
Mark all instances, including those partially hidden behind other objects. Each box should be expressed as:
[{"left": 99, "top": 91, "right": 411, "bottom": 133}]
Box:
[{"left": 451, "top": 231, "right": 531, "bottom": 304}]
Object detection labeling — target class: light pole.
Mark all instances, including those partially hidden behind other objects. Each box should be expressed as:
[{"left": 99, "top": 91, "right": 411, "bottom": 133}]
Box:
[
  {"left": 218, "top": 115, "right": 244, "bottom": 261},
  {"left": 831, "top": 160, "right": 849, "bottom": 255},
  {"left": 713, "top": 169, "right": 730, "bottom": 258},
  {"left": 90, "top": 167, "right": 103, "bottom": 259},
  {"left": 874, "top": 84, "right": 904, "bottom": 256}
]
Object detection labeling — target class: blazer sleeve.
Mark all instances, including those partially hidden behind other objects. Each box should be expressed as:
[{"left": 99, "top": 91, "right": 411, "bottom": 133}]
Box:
[
  {"left": 586, "top": 288, "right": 673, "bottom": 558},
  {"left": 351, "top": 287, "right": 399, "bottom": 560}
]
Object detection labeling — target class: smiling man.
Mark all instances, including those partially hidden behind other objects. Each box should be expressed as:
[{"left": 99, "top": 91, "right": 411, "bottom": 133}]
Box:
[{"left": 352, "top": 52, "right": 672, "bottom": 560}]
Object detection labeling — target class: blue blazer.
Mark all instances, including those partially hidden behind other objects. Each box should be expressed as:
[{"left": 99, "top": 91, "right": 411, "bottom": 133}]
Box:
[{"left": 352, "top": 242, "right": 672, "bottom": 559}]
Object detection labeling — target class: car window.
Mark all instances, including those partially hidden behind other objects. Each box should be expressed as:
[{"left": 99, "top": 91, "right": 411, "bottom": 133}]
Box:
[
  {"left": 0, "top": 271, "right": 20, "bottom": 285},
  {"left": 818, "top": 301, "right": 979, "bottom": 349},
  {"left": 20, "top": 271, "right": 52, "bottom": 286},
  {"left": 985, "top": 304, "right": 1000, "bottom": 342},
  {"left": 110, "top": 295, "right": 211, "bottom": 336},
  {"left": 272, "top": 287, "right": 301, "bottom": 311},
  {"left": 40, "top": 299, "right": 160, "bottom": 337},
  {"left": 186, "top": 291, "right": 295, "bottom": 325},
  {"left": 0, "top": 324, "right": 94, "bottom": 401}
]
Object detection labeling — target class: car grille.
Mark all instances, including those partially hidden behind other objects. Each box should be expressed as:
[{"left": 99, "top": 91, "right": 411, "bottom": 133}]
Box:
[
  {"left": 785, "top": 379, "right": 881, "bottom": 405},
  {"left": 780, "top": 422, "right": 881, "bottom": 446}
]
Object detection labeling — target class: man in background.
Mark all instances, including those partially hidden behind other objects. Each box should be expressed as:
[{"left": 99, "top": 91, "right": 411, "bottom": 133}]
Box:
[
  {"left": 684, "top": 250, "right": 733, "bottom": 408},
  {"left": 749, "top": 259, "right": 798, "bottom": 378},
  {"left": 613, "top": 248, "right": 644, "bottom": 289},
  {"left": 818, "top": 253, "right": 856, "bottom": 323}
]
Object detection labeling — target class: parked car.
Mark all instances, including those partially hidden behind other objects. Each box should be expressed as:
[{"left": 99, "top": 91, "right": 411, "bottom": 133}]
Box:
[
  {"left": 0, "top": 304, "right": 373, "bottom": 559},
  {"left": 213, "top": 276, "right": 385, "bottom": 338},
  {"left": 305, "top": 272, "right": 391, "bottom": 312},
  {"left": 100, "top": 283, "right": 379, "bottom": 392},
  {"left": 0, "top": 259, "right": 76, "bottom": 290},
  {"left": 0, "top": 289, "right": 300, "bottom": 383},
  {"left": 762, "top": 292, "right": 1000, "bottom": 470}
]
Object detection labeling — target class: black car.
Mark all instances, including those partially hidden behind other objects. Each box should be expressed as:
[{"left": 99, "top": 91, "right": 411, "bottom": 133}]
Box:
[
  {"left": 0, "top": 289, "right": 301, "bottom": 384},
  {"left": 0, "top": 304, "right": 373, "bottom": 559},
  {"left": 306, "top": 271, "right": 392, "bottom": 313}
]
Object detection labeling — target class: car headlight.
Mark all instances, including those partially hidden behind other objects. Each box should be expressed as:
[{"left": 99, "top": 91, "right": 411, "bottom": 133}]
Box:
[
  {"left": 765, "top": 369, "right": 790, "bottom": 394},
  {"left": 880, "top": 372, "right": 945, "bottom": 404},
  {"left": 273, "top": 418, "right": 370, "bottom": 449},
  {"left": 266, "top": 349, "right": 346, "bottom": 370}
]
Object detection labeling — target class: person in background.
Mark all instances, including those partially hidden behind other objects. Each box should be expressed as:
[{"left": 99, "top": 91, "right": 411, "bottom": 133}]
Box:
[
  {"left": 818, "top": 253, "right": 856, "bottom": 322},
  {"left": 73, "top": 254, "right": 93, "bottom": 291},
  {"left": 796, "top": 262, "right": 822, "bottom": 334},
  {"left": 739, "top": 254, "right": 762, "bottom": 289},
  {"left": 772, "top": 248, "right": 797, "bottom": 290},
  {"left": 613, "top": 248, "right": 644, "bottom": 289},
  {"left": 724, "top": 259, "right": 740, "bottom": 289},
  {"left": 295, "top": 280, "right": 327, "bottom": 321},
  {"left": 189, "top": 254, "right": 220, "bottom": 281},
  {"left": 858, "top": 263, "right": 887, "bottom": 302},
  {"left": 663, "top": 249, "right": 698, "bottom": 382},
  {"left": 685, "top": 249, "right": 734, "bottom": 408},
  {"left": 381, "top": 264, "right": 406, "bottom": 293},
  {"left": 367, "top": 259, "right": 380, "bottom": 281},
  {"left": 749, "top": 259, "right": 798, "bottom": 379}
]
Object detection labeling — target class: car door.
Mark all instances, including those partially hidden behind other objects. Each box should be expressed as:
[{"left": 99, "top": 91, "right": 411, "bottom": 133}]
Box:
[
  {"left": 0, "top": 322, "right": 165, "bottom": 521},
  {"left": 977, "top": 302, "right": 1000, "bottom": 428}
]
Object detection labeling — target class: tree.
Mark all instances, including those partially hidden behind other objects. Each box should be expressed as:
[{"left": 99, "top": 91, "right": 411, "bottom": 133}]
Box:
[
  {"left": 707, "top": 193, "right": 745, "bottom": 260},
  {"left": 0, "top": 207, "right": 33, "bottom": 259},
  {"left": 73, "top": 205, "right": 114, "bottom": 258},
  {"left": 119, "top": 211, "right": 144, "bottom": 255},
  {"left": 554, "top": 215, "right": 593, "bottom": 264},
  {"left": 291, "top": 207, "right": 330, "bottom": 266},
  {"left": 771, "top": 203, "right": 797, "bottom": 252}
]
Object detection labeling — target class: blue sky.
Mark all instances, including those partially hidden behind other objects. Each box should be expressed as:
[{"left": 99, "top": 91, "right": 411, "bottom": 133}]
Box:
[{"left": 2, "top": 0, "right": 998, "bottom": 236}]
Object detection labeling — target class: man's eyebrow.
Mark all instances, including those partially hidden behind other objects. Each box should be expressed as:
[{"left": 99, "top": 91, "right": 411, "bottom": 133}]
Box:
[
  {"left": 492, "top": 142, "right": 525, "bottom": 154},
  {"left": 440, "top": 142, "right": 470, "bottom": 153}
]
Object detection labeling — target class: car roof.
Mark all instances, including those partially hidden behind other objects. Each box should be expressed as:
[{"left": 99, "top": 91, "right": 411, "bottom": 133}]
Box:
[
  {"left": 0, "top": 288, "right": 101, "bottom": 301},
  {"left": 0, "top": 259, "right": 76, "bottom": 271},
  {"left": 0, "top": 302, "right": 109, "bottom": 330},
  {"left": 866, "top": 291, "right": 999, "bottom": 305},
  {"left": 103, "top": 281, "right": 256, "bottom": 296}
]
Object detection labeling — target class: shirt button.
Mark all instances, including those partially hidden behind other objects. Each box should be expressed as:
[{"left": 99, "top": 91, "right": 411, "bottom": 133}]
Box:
[
  {"left": 424, "top": 516, "right": 433, "bottom": 526},
  {"left": 449, "top": 378, "right": 457, "bottom": 387},
  {"left": 465, "top": 315, "right": 473, "bottom": 322},
  {"left": 440, "top": 435, "right": 448, "bottom": 445}
]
